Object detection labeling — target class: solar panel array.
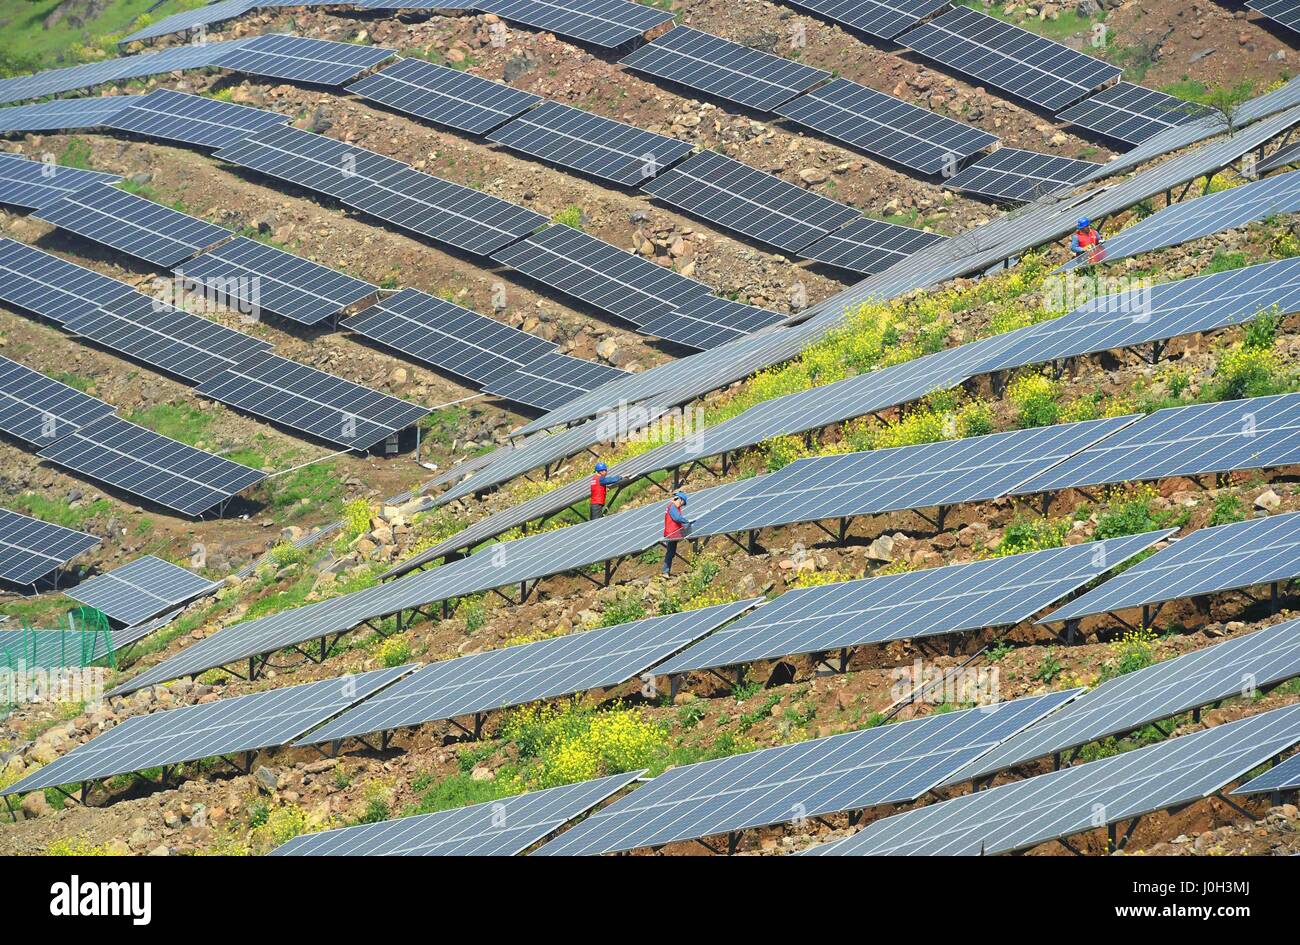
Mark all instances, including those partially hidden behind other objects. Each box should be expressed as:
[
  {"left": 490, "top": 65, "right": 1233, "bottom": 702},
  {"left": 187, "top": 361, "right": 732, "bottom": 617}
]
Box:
[
  {"left": 176, "top": 236, "right": 378, "bottom": 326},
  {"left": 195, "top": 352, "right": 430, "bottom": 450},
  {"left": 953, "top": 618, "right": 1300, "bottom": 784},
  {"left": 1057, "top": 82, "right": 1211, "bottom": 146},
  {"left": 0, "top": 96, "right": 128, "bottom": 134},
  {"left": 65, "top": 555, "right": 221, "bottom": 626},
  {"left": 620, "top": 26, "right": 831, "bottom": 112},
  {"left": 638, "top": 295, "right": 785, "bottom": 350},
  {"left": 1011, "top": 392, "right": 1300, "bottom": 495},
  {"left": 533, "top": 691, "right": 1079, "bottom": 855},
  {"left": 105, "top": 88, "right": 290, "bottom": 150},
  {"left": 1044, "top": 512, "right": 1300, "bottom": 624},
  {"left": 1233, "top": 750, "right": 1300, "bottom": 796},
  {"left": 347, "top": 57, "right": 542, "bottom": 134},
  {"left": 641, "top": 150, "right": 861, "bottom": 253},
  {"left": 0, "top": 236, "right": 142, "bottom": 323},
  {"left": 301, "top": 600, "right": 756, "bottom": 745},
  {"left": 1249, "top": 0, "right": 1300, "bottom": 34},
  {"left": 209, "top": 34, "right": 396, "bottom": 86},
  {"left": 213, "top": 123, "right": 546, "bottom": 255},
  {"left": 781, "top": 0, "right": 950, "bottom": 40},
  {"left": 488, "top": 101, "right": 693, "bottom": 186},
  {"left": 654, "top": 533, "right": 1169, "bottom": 676},
  {"left": 0, "top": 507, "right": 100, "bottom": 586},
  {"left": 36, "top": 416, "right": 267, "bottom": 517},
  {"left": 945, "top": 148, "right": 1102, "bottom": 203},
  {"left": 122, "top": 0, "right": 259, "bottom": 44},
  {"left": 273, "top": 770, "right": 642, "bottom": 856},
  {"left": 1060, "top": 169, "right": 1300, "bottom": 271},
  {"left": 34, "top": 183, "right": 231, "bottom": 267},
  {"left": 0, "top": 354, "right": 116, "bottom": 447},
  {"left": 775, "top": 78, "right": 997, "bottom": 175},
  {"left": 798, "top": 216, "right": 949, "bottom": 275},
  {"left": 804, "top": 703, "right": 1300, "bottom": 855},
  {"left": 478, "top": 0, "right": 676, "bottom": 48},
  {"left": 897, "top": 6, "right": 1122, "bottom": 112},
  {"left": 0, "top": 666, "right": 415, "bottom": 798},
  {"left": 481, "top": 352, "right": 628, "bottom": 410},
  {"left": 1259, "top": 139, "right": 1300, "bottom": 174}
]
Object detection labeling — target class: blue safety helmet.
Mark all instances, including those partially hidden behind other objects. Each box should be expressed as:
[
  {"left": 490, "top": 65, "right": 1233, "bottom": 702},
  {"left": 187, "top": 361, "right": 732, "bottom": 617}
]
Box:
[
  {"left": 1077, "top": 217, "right": 1091, "bottom": 229},
  {"left": 595, "top": 461, "right": 608, "bottom": 472},
  {"left": 673, "top": 491, "right": 688, "bottom": 504}
]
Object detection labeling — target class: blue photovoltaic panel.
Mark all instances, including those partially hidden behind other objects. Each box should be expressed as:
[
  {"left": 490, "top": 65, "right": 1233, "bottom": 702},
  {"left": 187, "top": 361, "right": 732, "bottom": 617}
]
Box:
[
  {"left": 0, "top": 354, "right": 116, "bottom": 447},
  {"left": 105, "top": 88, "right": 290, "bottom": 150},
  {"left": 0, "top": 507, "right": 100, "bottom": 586},
  {"left": 1044, "top": 512, "right": 1300, "bottom": 624},
  {"left": 342, "top": 288, "right": 556, "bottom": 386},
  {"left": 176, "top": 236, "right": 377, "bottom": 326},
  {"left": 897, "top": 6, "right": 1121, "bottom": 112},
  {"left": 0, "top": 152, "right": 122, "bottom": 211},
  {"left": 1250, "top": 0, "right": 1300, "bottom": 34},
  {"left": 34, "top": 183, "right": 231, "bottom": 267},
  {"left": 620, "top": 26, "right": 832, "bottom": 112},
  {"left": 804, "top": 703, "right": 1300, "bottom": 855},
  {"left": 799, "top": 216, "right": 948, "bottom": 275},
  {"left": 0, "top": 96, "right": 129, "bottom": 134},
  {"left": 66, "top": 554, "right": 220, "bottom": 626},
  {"left": 122, "top": 0, "right": 259, "bottom": 44},
  {"left": 1057, "top": 82, "right": 1211, "bottom": 146},
  {"left": 273, "top": 771, "right": 642, "bottom": 856},
  {"left": 346, "top": 58, "right": 542, "bottom": 135},
  {"left": 1233, "top": 751, "right": 1300, "bottom": 795},
  {"left": 488, "top": 101, "right": 693, "bottom": 186},
  {"left": 481, "top": 352, "right": 628, "bottom": 411},
  {"left": 0, "top": 236, "right": 143, "bottom": 323},
  {"left": 945, "top": 148, "right": 1102, "bottom": 203},
  {"left": 694, "top": 417, "right": 1138, "bottom": 538},
  {"left": 533, "top": 691, "right": 1080, "bottom": 856},
  {"left": 1060, "top": 169, "right": 1300, "bottom": 271},
  {"left": 774, "top": 78, "right": 997, "bottom": 175},
  {"left": 300, "top": 600, "right": 758, "bottom": 745},
  {"left": 954, "top": 618, "right": 1300, "bottom": 784},
  {"left": 656, "top": 533, "right": 1170, "bottom": 677},
  {"left": 781, "top": 0, "right": 950, "bottom": 40},
  {"left": 1260, "top": 139, "right": 1300, "bottom": 174},
  {"left": 490, "top": 224, "right": 712, "bottom": 325},
  {"left": 637, "top": 295, "right": 785, "bottom": 350},
  {"left": 477, "top": 0, "right": 675, "bottom": 48},
  {"left": 641, "top": 150, "right": 861, "bottom": 253},
  {"left": 36, "top": 416, "right": 267, "bottom": 517},
  {"left": 0, "top": 666, "right": 416, "bottom": 798},
  {"left": 1012, "top": 392, "right": 1300, "bottom": 495},
  {"left": 210, "top": 34, "right": 396, "bottom": 86},
  {"left": 195, "top": 352, "right": 430, "bottom": 450}
]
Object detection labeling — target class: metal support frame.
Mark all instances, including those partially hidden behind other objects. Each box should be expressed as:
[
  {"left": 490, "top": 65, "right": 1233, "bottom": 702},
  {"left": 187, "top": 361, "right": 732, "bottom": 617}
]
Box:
[{"left": 1107, "top": 816, "right": 1141, "bottom": 852}]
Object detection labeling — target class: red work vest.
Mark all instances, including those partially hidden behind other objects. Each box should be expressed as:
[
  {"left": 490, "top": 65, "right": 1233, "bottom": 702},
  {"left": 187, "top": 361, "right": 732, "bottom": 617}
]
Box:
[
  {"left": 1076, "top": 228, "right": 1100, "bottom": 250},
  {"left": 590, "top": 474, "right": 607, "bottom": 505},
  {"left": 664, "top": 504, "right": 685, "bottom": 539}
]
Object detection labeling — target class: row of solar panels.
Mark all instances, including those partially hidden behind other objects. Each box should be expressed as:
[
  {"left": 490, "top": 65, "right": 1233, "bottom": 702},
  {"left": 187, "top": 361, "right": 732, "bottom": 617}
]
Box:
[{"left": 105, "top": 386, "right": 1300, "bottom": 697}]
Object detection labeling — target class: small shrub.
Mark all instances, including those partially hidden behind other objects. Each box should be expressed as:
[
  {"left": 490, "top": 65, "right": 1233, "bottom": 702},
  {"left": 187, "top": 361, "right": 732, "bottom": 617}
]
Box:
[
  {"left": 378, "top": 636, "right": 412, "bottom": 668},
  {"left": 461, "top": 596, "right": 488, "bottom": 634},
  {"left": 1209, "top": 494, "right": 1245, "bottom": 527},
  {"left": 553, "top": 205, "right": 585, "bottom": 230},
  {"left": 1099, "top": 627, "right": 1159, "bottom": 681},
  {"left": 1008, "top": 374, "right": 1060, "bottom": 428},
  {"left": 267, "top": 542, "right": 308, "bottom": 568},
  {"left": 341, "top": 499, "right": 372, "bottom": 542},
  {"left": 595, "top": 592, "right": 647, "bottom": 627},
  {"left": 1033, "top": 650, "right": 1063, "bottom": 683}
]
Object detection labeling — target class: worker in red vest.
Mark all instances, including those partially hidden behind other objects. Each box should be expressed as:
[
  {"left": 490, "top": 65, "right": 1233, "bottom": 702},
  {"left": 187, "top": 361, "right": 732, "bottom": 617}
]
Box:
[
  {"left": 589, "top": 461, "right": 622, "bottom": 519},
  {"left": 662, "top": 491, "right": 694, "bottom": 576},
  {"left": 1071, "top": 217, "right": 1105, "bottom": 264}
]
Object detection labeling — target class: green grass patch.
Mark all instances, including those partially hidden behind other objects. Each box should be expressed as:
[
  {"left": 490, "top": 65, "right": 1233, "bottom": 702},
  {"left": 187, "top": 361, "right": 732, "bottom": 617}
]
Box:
[{"left": 6, "top": 491, "right": 111, "bottom": 529}]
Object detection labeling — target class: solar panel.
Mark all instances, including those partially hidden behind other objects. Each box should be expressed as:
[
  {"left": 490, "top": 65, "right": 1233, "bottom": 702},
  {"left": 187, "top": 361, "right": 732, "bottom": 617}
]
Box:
[
  {"left": 346, "top": 57, "right": 542, "bottom": 135},
  {"left": 803, "top": 702, "right": 1300, "bottom": 855},
  {"left": 299, "top": 600, "right": 758, "bottom": 746},
  {"left": 953, "top": 618, "right": 1300, "bottom": 785},
  {"left": 0, "top": 665, "right": 416, "bottom": 799},
  {"left": 482, "top": 352, "right": 629, "bottom": 410},
  {"left": 654, "top": 533, "right": 1169, "bottom": 677},
  {"left": 490, "top": 224, "right": 712, "bottom": 324},
  {"left": 1044, "top": 512, "right": 1300, "bottom": 625},
  {"left": 273, "top": 770, "right": 642, "bottom": 856},
  {"left": 1233, "top": 749, "right": 1300, "bottom": 796},
  {"left": 619, "top": 26, "right": 832, "bottom": 112},
  {"left": 105, "top": 88, "right": 290, "bottom": 150},
  {"left": 194, "top": 352, "right": 430, "bottom": 450},
  {"left": 897, "top": 6, "right": 1121, "bottom": 112},
  {"left": 1250, "top": 0, "right": 1300, "bottom": 34},
  {"left": 476, "top": 0, "right": 675, "bottom": 48},
  {"left": 637, "top": 295, "right": 785, "bottom": 350},
  {"left": 210, "top": 34, "right": 396, "bottom": 86},
  {"left": 1057, "top": 82, "right": 1211, "bottom": 146},
  {"left": 0, "top": 354, "right": 117, "bottom": 447},
  {"left": 122, "top": 0, "right": 260, "bottom": 44},
  {"left": 798, "top": 216, "right": 949, "bottom": 275},
  {"left": 34, "top": 183, "right": 231, "bottom": 267},
  {"left": 0, "top": 507, "right": 100, "bottom": 587},
  {"left": 774, "top": 78, "right": 997, "bottom": 175},
  {"left": 1060, "top": 169, "right": 1300, "bottom": 271},
  {"left": 488, "top": 101, "right": 693, "bottom": 186},
  {"left": 694, "top": 416, "right": 1138, "bottom": 539},
  {"left": 176, "top": 236, "right": 377, "bottom": 326},
  {"left": 1012, "top": 392, "right": 1300, "bottom": 496},
  {"left": 1259, "top": 139, "right": 1300, "bottom": 174},
  {"left": 641, "top": 150, "right": 861, "bottom": 253},
  {"left": 0, "top": 152, "right": 122, "bottom": 211},
  {"left": 533, "top": 691, "right": 1080, "bottom": 855},
  {"left": 36, "top": 415, "right": 267, "bottom": 517},
  {"left": 0, "top": 236, "right": 142, "bottom": 323},
  {"left": 0, "top": 96, "right": 129, "bottom": 134},
  {"left": 944, "top": 148, "right": 1102, "bottom": 203},
  {"left": 65, "top": 554, "right": 221, "bottom": 626},
  {"left": 342, "top": 288, "right": 556, "bottom": 386},
  {"left": 979, "top": 256, "right": 1300, "bottom": 374},
  {"left": 213, "top": 123, "right": 546, "bottom": 255},
  {"left": 781, "top": 0, "right": 950, "bottom": 40}
]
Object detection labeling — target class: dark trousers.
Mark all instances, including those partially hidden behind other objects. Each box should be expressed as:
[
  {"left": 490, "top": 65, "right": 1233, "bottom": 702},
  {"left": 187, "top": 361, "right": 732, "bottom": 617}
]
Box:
[
  {"left": 589, "top": 503, "right": 604, "bottom": 520},
  {"left": 662, "top": 539, "right": 679, "bottom": 574}
]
